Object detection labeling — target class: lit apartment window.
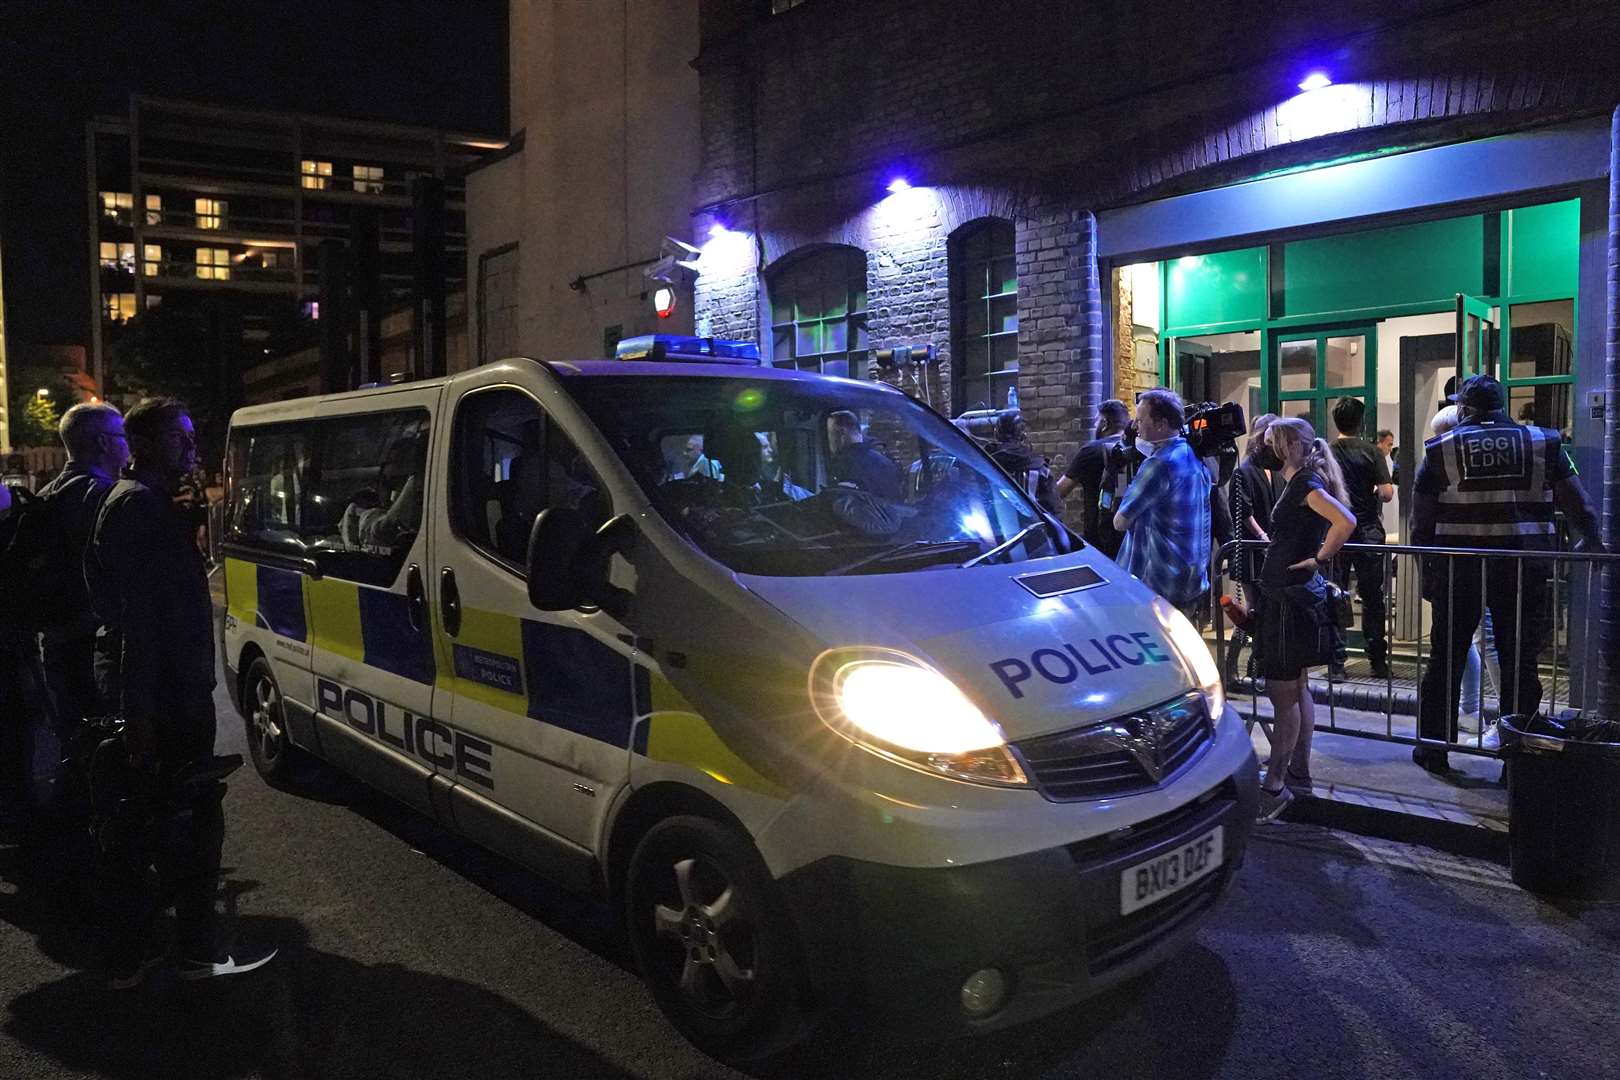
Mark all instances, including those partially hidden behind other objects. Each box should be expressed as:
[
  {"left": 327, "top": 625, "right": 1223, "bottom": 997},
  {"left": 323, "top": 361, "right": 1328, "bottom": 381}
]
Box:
[
  {"left": 102, "top": 292, "right": 137, "bottom": 323},
  {"left": 99, "top": 241, "right": 136, "bottom": 271},
  {"left": 195, "top": 198, "right": 227, "bottom": 230},
  {"left": 301, "top": 159, "right": 333, "bottom": 190},
  {"left": 145, "top": 194, "right": 163, "bottom": 225},
  {"left": 302, "top": 300, "right": 321, "bottom": 320},
  {"left": 143, "top": 244, "right": 163, "bottom": 276},
  {"left": 352, "top": 164, "right": 384, "bottom": 194},
  {"left": 99, "top": 191, "right": 133, "bottom": 223},
  {"left": 196, "top": 247, "right": 232, "bottom": 281}
]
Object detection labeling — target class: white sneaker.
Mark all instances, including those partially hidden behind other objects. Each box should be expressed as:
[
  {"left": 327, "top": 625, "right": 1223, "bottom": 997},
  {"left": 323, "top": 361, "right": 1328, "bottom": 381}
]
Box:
[
  {"left": 176, "top": 947, "right": 278, "bottom": 981},
  {"left": 1480, "top": 722, "right": 1501, "bottom": 752},
  {"left": 1257, "top": 785, "right": 1294, "bottom": 823}
]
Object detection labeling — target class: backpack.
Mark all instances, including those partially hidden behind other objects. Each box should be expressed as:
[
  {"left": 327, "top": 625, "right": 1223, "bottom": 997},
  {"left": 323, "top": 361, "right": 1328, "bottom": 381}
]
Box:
[{"left": 0, "top": 485, "right": 74, "bottom": 634}]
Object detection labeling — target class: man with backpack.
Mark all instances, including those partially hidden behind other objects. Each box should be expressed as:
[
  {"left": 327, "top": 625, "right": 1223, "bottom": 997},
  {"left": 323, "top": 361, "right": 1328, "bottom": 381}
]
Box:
[
  {"left": 0, "top": 480, "right": 52, "bottom": 841},
  {"left": 1, "top": 404, "right": 127, "bottom": 835},
  {"left": 37, "top": 404, "right": 130, "bottom": 781},
  {"left": 985, "top": 410, "right": 1060, "bottom": 515}
]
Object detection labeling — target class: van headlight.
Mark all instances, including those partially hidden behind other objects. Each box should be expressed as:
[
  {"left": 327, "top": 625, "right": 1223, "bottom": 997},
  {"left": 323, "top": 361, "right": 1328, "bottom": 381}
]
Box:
[
  {"left": 1152, "top": 597, "right": 1225, "bottom": 722},
  {"left": 810, "top": 649, "right": 1028, "bottom": 787}
]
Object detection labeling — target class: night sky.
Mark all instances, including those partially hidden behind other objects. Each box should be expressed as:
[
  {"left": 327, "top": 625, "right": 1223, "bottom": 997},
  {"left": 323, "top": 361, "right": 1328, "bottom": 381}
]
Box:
[{"left": 0, "top": 0, "right": 507, "bottom": 354}]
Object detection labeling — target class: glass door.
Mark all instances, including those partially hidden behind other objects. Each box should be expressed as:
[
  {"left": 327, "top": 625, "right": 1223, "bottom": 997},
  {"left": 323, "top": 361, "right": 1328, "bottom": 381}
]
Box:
[{"left": 1272, "top": 327, "right": 1376, "bottom": 436}]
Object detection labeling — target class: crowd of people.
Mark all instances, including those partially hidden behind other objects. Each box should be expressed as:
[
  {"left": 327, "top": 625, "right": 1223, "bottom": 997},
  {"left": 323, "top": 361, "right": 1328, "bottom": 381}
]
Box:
[
  {"left": 1051, "top": 374, "right": 1604, "bottom": 822},
  {"left": 1, "top": 398, "right": 275, "bottom": 988}
]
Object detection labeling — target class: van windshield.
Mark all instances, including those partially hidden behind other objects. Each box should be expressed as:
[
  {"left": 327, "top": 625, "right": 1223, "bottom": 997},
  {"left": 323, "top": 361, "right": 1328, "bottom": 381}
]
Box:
[{"left": 562, "top": 374, "right": 1065, "bottom": 577}]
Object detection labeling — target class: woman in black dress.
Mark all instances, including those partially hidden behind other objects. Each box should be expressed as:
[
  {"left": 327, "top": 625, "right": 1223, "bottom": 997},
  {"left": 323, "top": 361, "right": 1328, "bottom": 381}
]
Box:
[
  {"left": 1255, "top": 417, "right": 1356, "bottom": 822},
  {"left": 1225, "top": 413, "right": 1279, "bottom": 688}
]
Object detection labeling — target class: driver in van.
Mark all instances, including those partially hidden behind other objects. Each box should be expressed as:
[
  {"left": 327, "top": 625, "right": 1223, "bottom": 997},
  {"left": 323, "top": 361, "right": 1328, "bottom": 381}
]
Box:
[{"left": 828, "top": 410, "right": 901, "bottom": 500}]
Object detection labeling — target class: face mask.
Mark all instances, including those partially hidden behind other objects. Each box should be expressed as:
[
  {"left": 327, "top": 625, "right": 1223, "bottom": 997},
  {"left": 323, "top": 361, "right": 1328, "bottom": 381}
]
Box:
[
  {"left": 1253, "top": 445, "right": 1283, "bottom": 470},
  {"left": 1135, "top": 437, "right": 1157, "bottom": 458}
]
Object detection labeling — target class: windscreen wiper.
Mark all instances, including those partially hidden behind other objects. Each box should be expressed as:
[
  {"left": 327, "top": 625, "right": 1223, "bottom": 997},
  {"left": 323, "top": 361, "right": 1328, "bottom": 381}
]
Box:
[
  {"left": 826, "top": 539, "right": 985, "bottom": 576},
  {"left": 960, "top": 519, "right": 1052, "bottom": 569}
]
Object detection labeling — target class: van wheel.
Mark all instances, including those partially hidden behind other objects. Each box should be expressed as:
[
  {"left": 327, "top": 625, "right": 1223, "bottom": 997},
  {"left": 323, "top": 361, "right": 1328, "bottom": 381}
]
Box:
[
  {"left": 243, "top": 656, "right": 300, "bottom": 783},
  {"left": 625, "top": 815, "right": 805, "bottom": 1061}
]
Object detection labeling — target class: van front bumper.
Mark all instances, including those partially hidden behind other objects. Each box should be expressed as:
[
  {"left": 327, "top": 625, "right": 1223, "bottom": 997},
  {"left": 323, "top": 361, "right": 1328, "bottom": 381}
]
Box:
[{"left": 777, "top": 759, "right": 1258, "bottom": 1038}]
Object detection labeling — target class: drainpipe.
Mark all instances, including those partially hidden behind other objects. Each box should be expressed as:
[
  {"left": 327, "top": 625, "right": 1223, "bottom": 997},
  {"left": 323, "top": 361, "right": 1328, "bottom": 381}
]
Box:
[{"left": 1600, "top": 103, "right": 1620, "bottom": 718}]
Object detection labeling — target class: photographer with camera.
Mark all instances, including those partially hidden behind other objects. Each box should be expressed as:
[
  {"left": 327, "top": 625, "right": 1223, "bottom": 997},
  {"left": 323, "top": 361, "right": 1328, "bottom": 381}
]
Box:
[{"left": 1112, "top": 389, "right": 1212, "bottom": 618}]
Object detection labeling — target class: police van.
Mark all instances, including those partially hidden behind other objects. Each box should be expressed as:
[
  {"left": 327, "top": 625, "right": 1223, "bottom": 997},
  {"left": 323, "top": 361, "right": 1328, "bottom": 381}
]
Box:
[{"left": 220, "top": 335, "right": 1258, "bottom": 1059}]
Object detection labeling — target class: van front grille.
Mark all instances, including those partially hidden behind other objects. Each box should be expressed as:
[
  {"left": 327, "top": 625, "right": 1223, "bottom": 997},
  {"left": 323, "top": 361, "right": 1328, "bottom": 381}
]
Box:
[{"left": 1015, "top": 694, "right": 1212, "bottom": 802}]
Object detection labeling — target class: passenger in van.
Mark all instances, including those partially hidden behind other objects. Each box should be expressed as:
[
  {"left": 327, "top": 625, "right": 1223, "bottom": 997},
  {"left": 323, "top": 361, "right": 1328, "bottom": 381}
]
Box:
[
  {"left": 703, "top": 426, "right": 811, "bottom": 506},
  {"left": 340, "top": 431, "right": 425, "bottom": 553},
  {"left": 828, "top": 410, "right": 902, "bottom": 500},
  {"left": 755, "top": 431, "right": 811, "bottom": 500},
  {"left": 665, "top": 434, "right": 720, "bottom": 481}
]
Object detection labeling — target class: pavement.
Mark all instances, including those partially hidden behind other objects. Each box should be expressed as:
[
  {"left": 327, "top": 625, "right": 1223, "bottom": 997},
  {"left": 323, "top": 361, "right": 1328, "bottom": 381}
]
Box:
[{"left": 1237, "top": 680, "right": 1516, "bottom": 870}]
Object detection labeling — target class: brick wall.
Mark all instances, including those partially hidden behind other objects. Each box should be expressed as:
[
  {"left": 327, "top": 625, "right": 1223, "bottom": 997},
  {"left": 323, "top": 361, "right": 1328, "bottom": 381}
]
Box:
[{"left": 691, "top": 0, "right": 1620, "bottom": 501}]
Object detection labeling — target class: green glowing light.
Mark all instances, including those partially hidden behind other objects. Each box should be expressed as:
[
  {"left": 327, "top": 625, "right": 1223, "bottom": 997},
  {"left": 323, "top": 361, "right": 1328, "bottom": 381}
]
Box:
[{"left": 733, "top": 387, "right": 766, "bottom": 412}]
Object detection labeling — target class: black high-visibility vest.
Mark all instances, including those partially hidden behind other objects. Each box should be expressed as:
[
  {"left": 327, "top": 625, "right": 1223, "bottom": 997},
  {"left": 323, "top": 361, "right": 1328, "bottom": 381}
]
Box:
[{"left": 1421, "top": 419, "right": 1568, "bottom": 550}]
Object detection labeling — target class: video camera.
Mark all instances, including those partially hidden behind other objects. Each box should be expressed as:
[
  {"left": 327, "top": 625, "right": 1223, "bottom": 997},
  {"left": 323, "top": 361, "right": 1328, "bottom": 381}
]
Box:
[
  {"left": 1104, "top": 400, "right": 1246, "bottom": 483},
  {"left": 1186, "top": 400, "right": 1245, "bottom": 485},
  {"left": 1185, "top": 401, "right": 1245, "bottom": 458}
]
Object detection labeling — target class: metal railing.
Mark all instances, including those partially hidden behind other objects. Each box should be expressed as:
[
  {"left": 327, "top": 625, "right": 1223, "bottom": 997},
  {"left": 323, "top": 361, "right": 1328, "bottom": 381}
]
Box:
[{"left": 1211, "top": 539, "right": 1620, "bottom": 758}]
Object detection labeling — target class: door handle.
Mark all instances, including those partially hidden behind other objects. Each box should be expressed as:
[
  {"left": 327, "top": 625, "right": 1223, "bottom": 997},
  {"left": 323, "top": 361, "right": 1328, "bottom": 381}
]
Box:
[
  {"left": 440, "top": 566, "right": 462, "bottom": 637},
  {"left": 405, "top": 563, "right": 426, "bottom": 634}
]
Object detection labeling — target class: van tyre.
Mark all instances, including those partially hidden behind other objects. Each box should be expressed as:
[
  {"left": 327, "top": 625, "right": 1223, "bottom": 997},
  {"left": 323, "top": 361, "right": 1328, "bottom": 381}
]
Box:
[
  {"left": 243, "top": 656, "right": 301, "bottom": 783},
  {"left": 626, "top": 815, "right": 806, "bottom": 1061}
]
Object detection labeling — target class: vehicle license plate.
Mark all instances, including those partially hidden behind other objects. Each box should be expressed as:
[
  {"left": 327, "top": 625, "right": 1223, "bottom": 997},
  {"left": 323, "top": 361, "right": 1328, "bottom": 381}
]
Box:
[{"left": 1119, "top": 825, "right": 1223, "bottom": 916}]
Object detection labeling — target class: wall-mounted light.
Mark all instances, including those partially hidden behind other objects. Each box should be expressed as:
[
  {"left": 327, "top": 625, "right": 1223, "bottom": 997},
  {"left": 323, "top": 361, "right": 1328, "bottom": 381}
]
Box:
[
  {"left": 886, "top": 176, "right": 912, "bottom": 194},
  {"left": 708, "top": 221, "right": 731, "bottom": 240},
  {"left": 652, "top": 286, "right": 677, "bottom": 319},
  {"left": 36, "top": 387, "right": 50, "bottom": 399},
  {"left": 1297, "top": 71, "right": 1332, "bottom": 92}
]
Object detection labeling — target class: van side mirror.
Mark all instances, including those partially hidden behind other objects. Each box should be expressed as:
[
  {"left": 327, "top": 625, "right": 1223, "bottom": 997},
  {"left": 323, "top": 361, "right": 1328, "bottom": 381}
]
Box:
[{"left": 527, "top": 509, "right": 636, "bottom": 616}]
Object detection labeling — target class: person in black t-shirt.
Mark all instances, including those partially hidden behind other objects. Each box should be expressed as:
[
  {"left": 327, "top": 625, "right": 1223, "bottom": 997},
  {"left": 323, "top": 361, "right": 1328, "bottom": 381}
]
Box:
[
  {"left": 1327, "top": 398, "right": 1394, "bottom": 678},
  {"left": 1253, "top": 418, "right": 1356, "bottom": 823},
  {"left": 1056, "top": 399, "right": 1128, "bottom": 558},
  {"left": 1375, "top": 429, "right": 1396, "bottom": 487}
]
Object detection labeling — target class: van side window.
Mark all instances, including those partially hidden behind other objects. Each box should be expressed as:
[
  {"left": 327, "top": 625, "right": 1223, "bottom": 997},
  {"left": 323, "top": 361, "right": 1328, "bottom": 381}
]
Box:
[
  {"left": 305, "top": 409, "right": 431, "bottom": 586},
  {"left": 451, "top": 388, "right": 607, "bottom": 565},
  {"left": 226, "top": 424, "right": 312, "bottom": 555}
]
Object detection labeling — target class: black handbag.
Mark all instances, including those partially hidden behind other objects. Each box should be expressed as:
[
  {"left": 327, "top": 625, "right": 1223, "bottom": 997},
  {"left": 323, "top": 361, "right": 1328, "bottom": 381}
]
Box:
[{"left": 1278, "top": 573, "right": 1342, "bottom": 671}]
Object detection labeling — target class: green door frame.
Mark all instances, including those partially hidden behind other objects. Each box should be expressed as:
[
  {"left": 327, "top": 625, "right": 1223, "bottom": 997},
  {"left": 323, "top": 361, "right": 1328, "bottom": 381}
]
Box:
[
  {"left": 1456, "top": 293, "right": 1497, "bottom": 383},
  {"left": 1145, "top": 204, "right": 1580, "bottom": 433}
]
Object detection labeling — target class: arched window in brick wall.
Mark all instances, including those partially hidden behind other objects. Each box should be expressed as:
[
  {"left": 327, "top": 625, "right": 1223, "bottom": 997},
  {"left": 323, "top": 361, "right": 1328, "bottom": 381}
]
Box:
[
  {"left": 767, "top": 246, "right": 868, "bottom": 379},
  {"left": 950, "top": 219, "right": 1018, "bottom": 414}
]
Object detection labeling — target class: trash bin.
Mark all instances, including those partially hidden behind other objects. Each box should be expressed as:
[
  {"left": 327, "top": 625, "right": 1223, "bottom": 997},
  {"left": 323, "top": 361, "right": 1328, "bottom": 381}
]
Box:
[{"left": 1500, "top": 713, "right": 1620, "bottom": 902}]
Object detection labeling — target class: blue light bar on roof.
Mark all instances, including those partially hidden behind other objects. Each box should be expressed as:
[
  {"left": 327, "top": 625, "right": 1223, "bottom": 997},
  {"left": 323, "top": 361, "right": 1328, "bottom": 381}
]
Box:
[{"left": 614, "top": 334, "right": 763, "bottom": 364}]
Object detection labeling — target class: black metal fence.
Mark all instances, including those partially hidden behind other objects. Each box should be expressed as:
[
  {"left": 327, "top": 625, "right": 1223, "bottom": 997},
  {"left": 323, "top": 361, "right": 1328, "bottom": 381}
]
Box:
[{"left": 1211, "top": 539, "right": 1620, "bottom": 758}]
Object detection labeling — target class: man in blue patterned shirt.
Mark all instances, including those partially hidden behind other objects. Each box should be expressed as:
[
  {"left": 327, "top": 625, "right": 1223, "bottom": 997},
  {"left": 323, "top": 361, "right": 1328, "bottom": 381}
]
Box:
[{"left": 1113, "top": 389, "right": 1212, "bottom": 614}]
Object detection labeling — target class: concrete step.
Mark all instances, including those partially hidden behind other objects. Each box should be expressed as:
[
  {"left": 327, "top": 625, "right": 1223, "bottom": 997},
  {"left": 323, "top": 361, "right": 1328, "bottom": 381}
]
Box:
[{"left": 1249, "top": 725, "right": 1510, "bottom": 863}]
